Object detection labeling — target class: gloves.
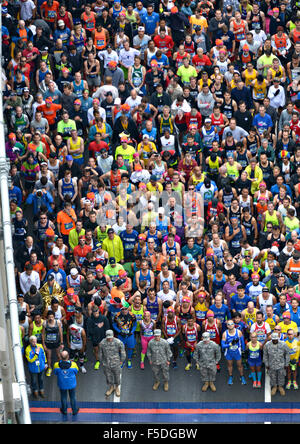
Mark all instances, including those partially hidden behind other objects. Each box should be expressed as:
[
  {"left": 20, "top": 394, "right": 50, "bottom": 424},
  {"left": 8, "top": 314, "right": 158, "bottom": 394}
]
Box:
[{"left": 167, "top": 337, "right": 174, "bottom": 345}]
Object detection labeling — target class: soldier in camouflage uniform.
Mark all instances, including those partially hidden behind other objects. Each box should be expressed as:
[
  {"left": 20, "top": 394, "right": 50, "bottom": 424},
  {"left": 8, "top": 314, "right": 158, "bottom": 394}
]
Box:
[
  {"left": 194, "top": 332, "right": 221, "bottom": 392},
  {"left": 263, "top": 332, "right": 290, "bottom": 396},
  {"left": 99, "top": 330, "right": 126, "bottom": 397},
  {"left": 147, "top": 329, "right": 173, "bottom": 392}
]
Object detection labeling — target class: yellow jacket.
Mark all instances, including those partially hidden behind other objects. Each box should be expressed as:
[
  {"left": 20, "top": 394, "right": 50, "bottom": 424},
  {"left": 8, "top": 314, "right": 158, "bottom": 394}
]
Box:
[
  {"left": 245, "top": 164, "right": 263, "bottom": 194},
  {"left": 102, "top": 234, "right": 124, "bottom": 263}
]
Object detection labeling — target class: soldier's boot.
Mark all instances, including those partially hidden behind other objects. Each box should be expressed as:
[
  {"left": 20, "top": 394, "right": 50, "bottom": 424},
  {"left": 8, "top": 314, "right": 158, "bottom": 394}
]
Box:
[
  {"left": 163, "top": 382, "right": 169, "bottom": 392},
  {"left": 152, "top": 381, "right": 160, "bottom": 391},
  {"left": 278, "top": 386, "right": 285, "bottom": 396},
  {"left": 114, "top": 385, "right": 120, "bottom": 397},
  {"left": 271, "top": 386, "right": 278, "bottom": 396},
  {"left": 209, "top": 382, "right": 216, "bottom": 392},
  {"left": 105, "top": 385, "right": 115, "bottom": 397},
  {"left": 202, "top": 382, "right": 209, "bottom": 392}
]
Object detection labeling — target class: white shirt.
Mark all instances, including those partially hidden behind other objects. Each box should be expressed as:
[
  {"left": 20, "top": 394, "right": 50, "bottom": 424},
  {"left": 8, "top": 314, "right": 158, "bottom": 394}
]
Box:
[
  {"left": 98, "top": 49, "right": 119, "bottom": 68},
  {"left": 157, "top": 289, "right": 176, "bottom": 303},
  {"left": 160, "top": 135, "right": 175, "bottom": 151},
  {"left": 119, "top": 47, "right": 140, "bottom": 69},
  {"left": 125, "top": 95, "right": 142, "bottom": 111},
  {"left": 19, "top": 270, "right": 40, "bottom": 294},
  {"left": 20, "top": 0, "right": 35, "bottom": 21},
  {"left": 87, "top": 106, "right": 106, "bottom": 123},
  {"left": 250, "top": 30, "right": 267, "bottom": 47},
  {"left": 93, "top": 85, "right": 119, "bottom": 101},
  {"left": 267, "top": 85, "right": 286, "bottom": 109}
]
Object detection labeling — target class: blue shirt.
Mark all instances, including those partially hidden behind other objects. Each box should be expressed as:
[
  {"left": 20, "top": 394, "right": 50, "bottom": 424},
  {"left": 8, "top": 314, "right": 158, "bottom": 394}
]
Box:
[
  {"left": 9, "top": 185, "right": 22, "bottom": 207},
  {"left": 290, "top": 307, "right": 300, "bottom": 330},
  {"left": 142, "top": 12, "right": 160, "bottom": 35},
  {"left": 230, "top": 293, "right": 252, "bottom": 313},
  {"left": 150, "top": 54, "right": 169, "bottom": 69},
  {"left": 252, "top": 113, "right": 273, "bottom": 134},
  {"left": 209, "top": 303, "right": 231, "bottom": 332},
  {"left": 120, "top": 229, "right": 139, "bottom": 252},
  {"left": 54, "top": 360, "right": 78, "bottom": 390},
  {"left": 270, "top": 183, "right": 292, "bottom": 197}
]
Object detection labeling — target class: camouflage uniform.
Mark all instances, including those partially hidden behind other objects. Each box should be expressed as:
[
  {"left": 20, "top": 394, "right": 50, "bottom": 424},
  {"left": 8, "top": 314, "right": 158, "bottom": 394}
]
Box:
[
  {"left": 194, "top": 340, "right": 221, "bottom": 382},
  {"left": 263, "top": 340, "right": 290, "bottom": 387},
  {"left": 147, "top": 338, "right": 173, "bottom": 383},
  {"left": 99, "top": 337, "right": 126, "bottom": 386}
]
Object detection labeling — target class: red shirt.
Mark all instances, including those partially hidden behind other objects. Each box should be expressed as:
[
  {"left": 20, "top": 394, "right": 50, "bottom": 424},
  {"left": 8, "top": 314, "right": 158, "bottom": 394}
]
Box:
[
  {"left": 192, "top": 54, "right": 212, "bottom": 68},
  {"left": 73, "top": 244, "right": 92, "bottom": 266},
  {"left": 88, "top": 140, "right": 109, "bottom": 158},
  {"left": 153, "top": 35, "right": 174, "bottom": 58},
  {"left": 186, "top": 111, "right": 202, "bottom": 130},
  {"left": 64, "top": 294, "right": 80, "bottom": 321}
]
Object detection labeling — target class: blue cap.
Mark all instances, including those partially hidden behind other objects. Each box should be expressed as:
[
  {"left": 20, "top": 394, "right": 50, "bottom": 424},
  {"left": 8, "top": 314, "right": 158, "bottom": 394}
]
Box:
[{"left": 242, "top": 267, "right": 249, "bottom": 274}]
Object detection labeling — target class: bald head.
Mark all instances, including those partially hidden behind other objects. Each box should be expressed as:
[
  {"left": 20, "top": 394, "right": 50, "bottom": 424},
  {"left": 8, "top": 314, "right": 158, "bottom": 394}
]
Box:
[{"left": 61, "top": 350, "right": 69, "bottom": 360}]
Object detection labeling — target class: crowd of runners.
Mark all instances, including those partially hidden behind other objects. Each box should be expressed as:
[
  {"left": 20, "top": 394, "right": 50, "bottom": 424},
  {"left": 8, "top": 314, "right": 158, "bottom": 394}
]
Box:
[{"left": 3, "top": 0, "right": 300, "bottom": 405}]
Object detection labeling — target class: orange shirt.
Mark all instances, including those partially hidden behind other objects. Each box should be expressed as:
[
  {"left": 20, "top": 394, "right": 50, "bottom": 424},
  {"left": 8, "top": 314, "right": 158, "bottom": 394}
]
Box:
[
  {"left": 57, "top": 209, "right": 76, "bottom": 235},
  {"left": 37, "top": 103, "right": 62, "bottom": 126},
  {"left": 41, "top": 1, "right": 59, "bottom": 22},
  {"left": 25, "top": 261, "right": 46, "bottom": 279}
]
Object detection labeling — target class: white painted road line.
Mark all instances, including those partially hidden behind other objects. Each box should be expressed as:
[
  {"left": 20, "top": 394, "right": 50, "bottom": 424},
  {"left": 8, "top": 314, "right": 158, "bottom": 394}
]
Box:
[{"left": 264, "top": 370, "right": 271, "bottom": 424}]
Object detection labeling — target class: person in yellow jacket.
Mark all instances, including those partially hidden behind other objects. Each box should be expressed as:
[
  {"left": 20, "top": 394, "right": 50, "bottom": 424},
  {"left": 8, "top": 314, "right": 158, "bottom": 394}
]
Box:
[
  {"left": 284, "top": 328, "right": 300, "bottom": 390},
  {"left": 245, "top": 157, "right": 263, "bottom": 195},
  {"left": 102, "top": 228, "right": 124, "bottom": 263}
]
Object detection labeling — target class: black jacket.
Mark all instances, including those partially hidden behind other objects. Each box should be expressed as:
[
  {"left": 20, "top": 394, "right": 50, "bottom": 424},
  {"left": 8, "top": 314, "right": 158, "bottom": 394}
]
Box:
[{"left": 87, "top": 314, "right": 110, "bottom": 344}]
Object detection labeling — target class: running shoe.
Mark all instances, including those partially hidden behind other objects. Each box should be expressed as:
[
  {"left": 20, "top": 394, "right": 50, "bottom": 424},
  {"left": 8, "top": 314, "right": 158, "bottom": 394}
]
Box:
[
  {"left": 46, "top": 368, "right": 52, "bottom": 377},
  {"left": 216, "top": 363, "right": 220, "bottom": 372},
  {"left": 185, "top": 363, "right": 192, "bottom": 371},
  {"left": 140, "top": 362, "right": 144, "bottom": 370},
  {"left": 252, "top": 381, "right": 257, "bottom": 388},
  {"left": 256, "top": 381, "right": 261, "bottom": 388},
  {"left": 293, "top": 381, "right": 299, "bottom": 390},
  {"left": 94, "top": 361, "right": 100, "bottom": 370},
  {"left": 172, "top": 361, "right": 177, "bottom": 369},
  {"left": 80, "top": 366, "right": 87, "bottom": 374},
  {"left": 241, "top": 376, "right": 247, "bottom": 385},
  {"left": 127, "top": 360, "right": 132, "bottom": 369},
  {"left": 286, "top": 381, "right": 292, "bottom": 390},
  {"left": 228, "top": 376, "right": 233, "bottom": 385},
  {"left": 196, "top": 363, "right": 200, "bottom": 371}
]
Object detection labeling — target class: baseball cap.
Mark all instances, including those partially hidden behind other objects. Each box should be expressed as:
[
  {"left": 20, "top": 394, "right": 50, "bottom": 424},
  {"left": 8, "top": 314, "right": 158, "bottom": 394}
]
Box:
[
  {"left": 283, "top": 311, "right": 291, "bottom": 318},
  {"left": 114, "top": 97, "right": 121, "bottom": 105},
  {"left": 154, "top": 329, "right": 162, "bottom": 336},
  {"left": 45, "top": 228, "right": 55, "bottom": 237},
  {"left": 185, "top": 253, "right": 193, "bottom": 263},
  {"left": 206, "top": 310, "right": 214, "bottom": 317},
  {"left": 171, "top": 6, "right": 178, "bottom": 13},
  {"left": 58, "top": 19, "right": 64, "bottom": 26},
  {"left": 23, "top": 87, "right": 29, "bottom": 92},
  {"left": 109, "top": 257, "right": 116, "bottom": 264},
  {"left": 45, "top": 96, "right": 53, "bottom": 102},
  {"left": 66, "top": 155, "right": 73, "bottom": 161},
  {"left": 70, "top": 268, "right": 78, "bottom": 276},
  {"left": 96, "top": 264, "right": 103, "bottom": 272},
  {"left": 167, "top": 306, "right": 175, "bottom": 312},
  {"left": 67, "top": 288, "right": 75, "bottom": 295},
  {"left": 106, "top": 330, "right": 114, "bottom": 338},
  {"left": 215, "top": 39, "right": 223, "bottom": 46},
  {"left": 8, "top": 133, "right": 16, "bottom": 140},
  {"left": 271, "top": 332, "right": 279, "bottom": 340},
  {"left": 262, "top": 287, "right": 269, "bottom": 292},
  {"left": 115, "top": 278, "right": 126, "bottom": 287},
  {"left": 205, "top": 118, "right": 212, "bottom": 123},
  {"left": 52, "top": 247, "right": 60, "bottom": 256}
]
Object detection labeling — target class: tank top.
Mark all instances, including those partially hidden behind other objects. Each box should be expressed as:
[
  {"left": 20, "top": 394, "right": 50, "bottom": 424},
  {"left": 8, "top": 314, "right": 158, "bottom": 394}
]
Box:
[
  {"left": 253, "top": 80, "right": 267, "bottom": 100},
  {"left": 146, "top": 295, "right": 159, "bottom": 320},
  {"left": 183, "top": 324, "right": 198, "bottom": 346},
  {"left": 47, "top": 305, "right": 63, "bottom": 321},
  {"left": 73, "top": 31, "right": 85, "bottom": 52},
  {"left": 69, "top": 323, "right": 84, "bottom": 349},
  {"left": 253, "top": 322, "right": 268, "bottom": 343},
  {"left": 186, "top": 269, "right": 200, "bottom": 289},
  {"left": 248, "top": 342, "right": 261, "bottom": 360},
  {"left": 258, "top": 293, "right": 273, "bottom": 316},
  {"left": 194, "top": 300, "right": 208, "bottom": 322},
  {"left": 72, "top": 80, "right": 85, "bottom": 98},
  {"left": 131, "top": 305, "right": 144, "bottom": 331},
  {"left": 138, "top": 270, "right": 152, "bottom": 289},
  {"left": 246, "top": 136, "right": 259, "bottom": 156},
  {"left": 131, "top": 65, "right": 144, "bottom": 88},
  {"left": 179, "top": 305, "right": 192, "bottom": 326},
  {"left": 94, "top": 29, "right": 106, "bottom": 50},
  {"left": 67, "top": 275, "right": 82, "bottom": 295},
  {"left": 159, "top": 271, "right": 174, "bottom": 291},
  {"left": 140, "top": 320, "right": 154, "bottom": 337},
  {"left": 31, "top": 321, "right": 43, "bottom": 343},
  {"left": 233, "top": 20, "right": 246, "bottom": 41},
  {"left": 83, "top": 12, "right": 96, "bottom": 31},
  {"left": 204, "top": 318, "right": 220, "bottom": 344},
  {"left": 237, "top": 150, "right": 249, "bottom": 169},
  {"left": 243, "top": 308, "right": 257, "bottom": 328},
  {"left": 265, "top": 315, "right": 277, "bottom": 331},
  {"left": 61, "top": 178, "right": 75, "bottom": 198},
  {"left": 221, "top": 99, "right": 234, "bottom": 119},
  {"left": 44, "top": 320, "right": 60, "bottom": 344},
  {"left": 164, "top": 315, "right": 179, "bottom": 337},
  {"left": 264, "top": 210, "right": 279, "bottom": 231},
  {"left": 160, "top": 116, "right": 174, "bottom": 134}
]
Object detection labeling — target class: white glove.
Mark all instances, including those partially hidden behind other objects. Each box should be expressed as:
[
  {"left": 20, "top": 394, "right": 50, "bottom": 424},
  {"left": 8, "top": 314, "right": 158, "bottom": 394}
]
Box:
[{"left": 167, "top": 337, "right": 174, "bottom": 345}]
